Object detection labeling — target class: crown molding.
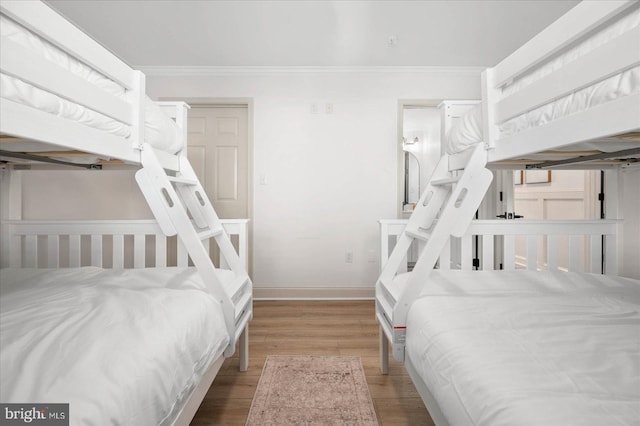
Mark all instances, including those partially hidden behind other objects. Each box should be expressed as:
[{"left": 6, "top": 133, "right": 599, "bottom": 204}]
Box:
[{"left": 138, "top": 65, "right": 486, "bottom": 77}]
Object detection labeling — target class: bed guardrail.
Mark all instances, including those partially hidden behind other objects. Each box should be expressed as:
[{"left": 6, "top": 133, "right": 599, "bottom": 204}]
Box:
[
  {"left": 1, "top": 219, "right": 249, "bottom": 270},
  {"left": 380, "top": 219, "right": 621, "bottom": 275}
]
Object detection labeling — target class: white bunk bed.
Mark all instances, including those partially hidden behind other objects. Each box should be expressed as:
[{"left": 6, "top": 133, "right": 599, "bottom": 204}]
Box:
[
  {"left": 0, "top": 1, "right": 252, "bottom": 425},
  {"left": 376, "top": 1, "right": 640, "bottom": 425}
]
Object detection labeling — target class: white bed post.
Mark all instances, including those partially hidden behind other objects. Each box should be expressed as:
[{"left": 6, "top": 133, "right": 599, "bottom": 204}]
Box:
[
  {"left": 481, "top": 69, "right": 500, "bottom": 152},
  {"left": 0, "top": 168, "right": 22, "bottom": 267},
  {"left": 131, "top": 70, "right": 146, "bottom": 150},
  {"left": 604, "top": 170, "right": 623, "bottom": 275}
]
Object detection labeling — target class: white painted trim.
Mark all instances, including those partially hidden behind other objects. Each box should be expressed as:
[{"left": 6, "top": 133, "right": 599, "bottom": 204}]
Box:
[
  {"left": 254, "top": 287, "right": 375, "bottom": 300},
  {"left": 139, "top": 65, "right": 485, "bottom": 77},
  {"left": 171, "top": 355, "right": 225, "bottom": 426}
]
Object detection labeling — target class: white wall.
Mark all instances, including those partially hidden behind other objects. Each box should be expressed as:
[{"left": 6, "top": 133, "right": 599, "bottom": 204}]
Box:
[
  {"left": 18, "top": 170, "right": 152, "bottom": 220},
  {"left": 145, "top": 68, "right": 480, "bottom": 292}
]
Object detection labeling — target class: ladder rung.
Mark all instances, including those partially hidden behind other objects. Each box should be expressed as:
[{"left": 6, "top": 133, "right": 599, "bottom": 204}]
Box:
[
  {"left": 431, "top": 176, "right": 460, "bottom": 186},
  {"left": 227, "top": 275, "right": 249, "bottom": 298},
  {"left": 378, "top": 276, "right": 394, "bottom": 295},
  {"left": 405, "top": 228, "right": 431, "bottom": 241},
  {"left": 376, "top": 294, "right": 394, "bottom": 320},
  {"left": 235, "top": 292, "right": 252, "bottom": 321},
  {"left": 198, "top": 228, "right": 224, "bottom": 240},
  {"left": 167, "top": 176, "right": 198, "bottom": 186}
]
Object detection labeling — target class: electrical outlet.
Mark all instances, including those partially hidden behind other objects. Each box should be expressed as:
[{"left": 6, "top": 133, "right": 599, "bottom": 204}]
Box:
[
  {"left": 345, "top": 251, "right": 353, "bottom": 263},
  {"left": 310, "top": 103, "right": 318, "bottom": 114}
]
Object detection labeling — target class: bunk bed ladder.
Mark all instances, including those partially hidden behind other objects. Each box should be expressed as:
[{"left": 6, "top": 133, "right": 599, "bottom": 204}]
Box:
[
  {"left": 135, "top": 143, "right": 252, "bottom": 359},
  {"left": 376, "top": 143, "right": 492, "bottom": 363}
]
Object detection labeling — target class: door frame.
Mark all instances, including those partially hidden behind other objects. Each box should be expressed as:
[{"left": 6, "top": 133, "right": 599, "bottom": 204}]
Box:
[{"left": 161, "top": 97, "right": 254, "bottom": 277}]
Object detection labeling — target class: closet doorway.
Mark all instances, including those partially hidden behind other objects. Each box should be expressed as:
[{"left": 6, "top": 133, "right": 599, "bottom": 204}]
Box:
[
  {"left": 184, "top": 103, "right": 253, "bottom": 274},
  {"left": 187, "top": 105, "right": 249, "bottom": 220}
]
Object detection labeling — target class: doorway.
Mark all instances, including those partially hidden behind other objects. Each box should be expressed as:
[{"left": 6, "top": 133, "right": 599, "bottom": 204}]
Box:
[
  {"left": 184, "top": 103, "right": 253, "bottom": 274},
  {"left": 397, "top": 101, "right": 442, "bottom": 218}
]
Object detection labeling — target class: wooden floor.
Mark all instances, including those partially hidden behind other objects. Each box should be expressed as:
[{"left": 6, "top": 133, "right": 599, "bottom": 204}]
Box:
[{"left": 191, "top": 300, "right": 434, "bottom": 425}]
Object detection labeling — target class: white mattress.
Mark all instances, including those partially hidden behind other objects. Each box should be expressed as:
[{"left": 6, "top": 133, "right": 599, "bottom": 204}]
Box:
[
  {"left": 405, "top": 270, "right": 640, "bottom": 426},
  {"left": 446, "top": 6, "right": 640, "bottom": 155},
  {"left": 0, "top": 267, "right": 230, "bottom": 426},
  {"left": 0, "top": 15, "right": 182, "bottom": 154}
]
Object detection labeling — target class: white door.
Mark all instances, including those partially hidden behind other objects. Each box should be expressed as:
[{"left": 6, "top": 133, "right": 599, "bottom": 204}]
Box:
[
  {"left": 187, "top": 106, "right": 249, "bottom": 220},
  {"left": 186, "top": 106, "right": 250, "bottom": 271}
]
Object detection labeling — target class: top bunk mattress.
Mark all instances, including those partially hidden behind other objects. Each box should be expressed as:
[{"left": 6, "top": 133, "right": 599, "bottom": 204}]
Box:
[
  {"left": 405, "top": 270, "right": 640, "bottom": 426},
  {"left": 0, "top": 266, "right": 229, "bottom": 426},
  {"left": 446, "top": 6, "right": 640, "bottom": 156},
  {"left": 0, "top": 14, "right": 182, "bottom": 155}
]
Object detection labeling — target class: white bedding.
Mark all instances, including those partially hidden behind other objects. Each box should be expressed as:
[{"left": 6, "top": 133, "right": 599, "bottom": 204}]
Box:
[
  {"left": 0, "top": 15, "right": 182, "bottom": 154},
  {"left": 405, "top": 270, "right": 640, "bottom": 426},
  {"left": 0, "top": 267, "right": 229, "bottom": 426},
  {"left": 446, "top": 6, "right": 640, "bottom": 155}
]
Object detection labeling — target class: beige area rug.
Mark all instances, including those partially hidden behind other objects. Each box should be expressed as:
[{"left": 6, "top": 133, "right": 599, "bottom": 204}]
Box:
[{"left": 246, "top": 355, "right": 379, "bottom": 425}]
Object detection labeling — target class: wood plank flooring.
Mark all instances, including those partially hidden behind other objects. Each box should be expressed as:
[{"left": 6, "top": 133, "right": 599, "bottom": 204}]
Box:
[{"left": 191, "top": 300, "right": 434, "bottom": 425}]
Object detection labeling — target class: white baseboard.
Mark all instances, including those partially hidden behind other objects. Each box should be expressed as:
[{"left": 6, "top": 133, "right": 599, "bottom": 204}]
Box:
[{"left": 254, "top": 287, "right": 375, "bottom": 300}]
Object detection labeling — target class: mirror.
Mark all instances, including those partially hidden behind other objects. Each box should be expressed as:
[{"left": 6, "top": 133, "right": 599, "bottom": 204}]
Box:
[{"left": 401, "top": 105, "right": 441, "bottom": 217}]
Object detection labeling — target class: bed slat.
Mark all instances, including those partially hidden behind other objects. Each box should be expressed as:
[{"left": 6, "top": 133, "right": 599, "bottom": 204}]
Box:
[
  {"left": 590, "top": 235, "right": 602, "bottom": 274},
  {"left": 156, "top": 235, "right": 167, "bottom": 267},
  {"left": 547, "top": 235, "right": 559, "bottom": 271},
  {"left": 69, "top": 234, "right": 81, "bottom": 267},
  {"left": 526, "top": 235, "right": 538, "bottom": 271},
  {"left": 605, "top": 234, "right": 618, "bottom": 275},
  {"left": 177, "top": 240, "right": 189, "bottom": 267},
  {"left": 10, "top": 235, "right": 21, "bottom": 268},
  {"left": 0, "top": 38, "right": 134, "bottom": 125},
  {"left": 47, "top": 235, "right": 59, "bottom": 268},
  {"left": 25, "top": 235, "right": 36, "bottom": 267},
  {"left": 461, "top": 235, "right": 472, "bottom": 270},
  {"left": 481, "top": 235, "right": 494, "bottom": 270},
  {"left": 91, "top": 235, "right": 102, "bottom": 267},
  {"left": 113, "top": 234, "right": 124, "bottom": 268},
  {"left": 569, "top": 236, "right": 581, "bottom": 271},
  {"left": 134, "top": 234, "right": 145, "bottom": 268},
  {"left": 503, "top": 235, "right": 515, "bottom": 270}
]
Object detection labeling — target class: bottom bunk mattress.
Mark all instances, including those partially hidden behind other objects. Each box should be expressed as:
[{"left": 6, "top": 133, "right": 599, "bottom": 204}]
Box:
[
  {"left": 0, "top": 267, "right": 230, "bottom": 426},
  {"left": 405, "top": 270, "right": 640, "bottom": 426}
]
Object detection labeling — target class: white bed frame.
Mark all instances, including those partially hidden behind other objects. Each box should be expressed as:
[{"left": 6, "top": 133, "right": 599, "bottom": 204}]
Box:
[
  {"left": 377, "top": 1, "right": 639, "bottom": 424},
  {"left": 481, "top": 0, "right": 640, "bottom": 163},
  {"left": 0, "top": 218, "right": 250, "bottom": 426},
  {"left": 0, "top": 1, "right": 251, "bottom": 424},
  {"left": 379, "top": 219, "right": 622, "bottom": 275}
]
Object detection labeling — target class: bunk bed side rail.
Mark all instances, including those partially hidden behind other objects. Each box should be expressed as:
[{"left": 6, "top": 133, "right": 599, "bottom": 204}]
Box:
[
  {"left": 492, "top": 0, "right": 638, "bottom": 88},
  {"left": 1, "top": 219, "right": 249, "bottom": 270},
  {"left": 0, "top": 1, "right": 156, "bottom": 160},
  {"left": 482, "top": 0, "right": 640, "bottom": 158},
  {"left": 495, "top": 26, "right": 640, "bottom": 125},
  {"left": 0, "top": 0, "right": 135, "bottom": 89}
]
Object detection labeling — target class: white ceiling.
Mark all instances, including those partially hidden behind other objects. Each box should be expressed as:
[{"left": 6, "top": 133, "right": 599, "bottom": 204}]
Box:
[{"left": 44, "top": 0, "right": 580, "bottom": 68}]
